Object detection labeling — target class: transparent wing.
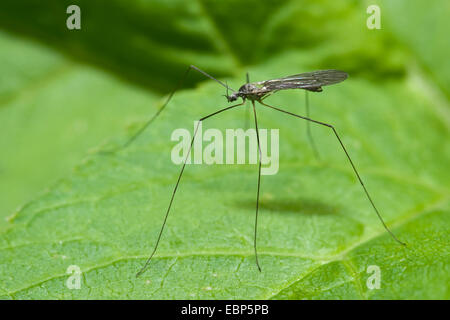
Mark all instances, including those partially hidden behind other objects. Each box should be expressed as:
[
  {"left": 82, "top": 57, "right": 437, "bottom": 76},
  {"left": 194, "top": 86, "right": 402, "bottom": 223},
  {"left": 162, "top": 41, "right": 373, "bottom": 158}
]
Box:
[{"left": 255, "top": 70, "right": 348, "bottom": 92}]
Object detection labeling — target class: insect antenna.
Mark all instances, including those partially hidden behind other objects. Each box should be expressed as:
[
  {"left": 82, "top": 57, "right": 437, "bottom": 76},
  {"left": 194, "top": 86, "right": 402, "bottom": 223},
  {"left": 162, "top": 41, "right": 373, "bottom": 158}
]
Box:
[
  {"left": 223, "top": 80, "right": 230, "bottom": 100},
  {"left": 100, "top": 65, "right": 236, "bottom": 154}
]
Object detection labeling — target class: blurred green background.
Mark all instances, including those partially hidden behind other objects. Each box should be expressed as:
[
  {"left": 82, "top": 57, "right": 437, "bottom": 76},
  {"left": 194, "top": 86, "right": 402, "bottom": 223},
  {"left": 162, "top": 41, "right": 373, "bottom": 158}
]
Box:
[{"left": 0, "top": 0, "right": 449, "bottom": 299}]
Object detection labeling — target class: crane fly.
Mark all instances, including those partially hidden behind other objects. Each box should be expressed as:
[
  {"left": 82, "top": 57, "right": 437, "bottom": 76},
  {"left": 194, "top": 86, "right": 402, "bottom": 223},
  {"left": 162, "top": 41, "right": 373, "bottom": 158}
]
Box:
[
  {"left": 226, "top": 69, "right": 349, "bottom": 102},
  {"left": 106, "top": 65, "right": 406, "bottom": 277}
]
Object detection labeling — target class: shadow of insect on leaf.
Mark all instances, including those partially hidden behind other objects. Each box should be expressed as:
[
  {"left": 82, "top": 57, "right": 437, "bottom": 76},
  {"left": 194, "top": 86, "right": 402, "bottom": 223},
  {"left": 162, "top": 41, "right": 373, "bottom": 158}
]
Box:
[{"left": 234, "top": 197, "right": 339, "bottom": 216}]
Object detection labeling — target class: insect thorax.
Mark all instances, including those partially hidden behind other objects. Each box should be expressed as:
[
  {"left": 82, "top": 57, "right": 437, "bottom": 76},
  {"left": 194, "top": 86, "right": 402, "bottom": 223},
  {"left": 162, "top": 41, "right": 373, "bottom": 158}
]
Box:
[{"left": 238, "top": 83, "right": 265, "bottom": 101}]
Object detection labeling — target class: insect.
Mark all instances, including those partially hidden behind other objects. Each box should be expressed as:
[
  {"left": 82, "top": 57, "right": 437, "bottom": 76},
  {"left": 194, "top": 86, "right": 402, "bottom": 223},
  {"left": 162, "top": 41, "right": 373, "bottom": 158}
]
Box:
[{"left": 110, "top": 65, "right": 406, "bottom": 277}]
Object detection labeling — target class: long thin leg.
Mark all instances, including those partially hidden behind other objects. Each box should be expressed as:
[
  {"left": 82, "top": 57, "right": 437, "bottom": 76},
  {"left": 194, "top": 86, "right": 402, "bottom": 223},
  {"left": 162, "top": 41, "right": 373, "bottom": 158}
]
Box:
[
  {"left": 244, "top": 72, "right": 251, "bottom": 130},
  {"left": 136, "top": 102, "right": 244, "bottom": 277},
  {"left": 251, "top": 101, "right": 262, "bottom": 272},
  {"left": 103, "top": 65, "right": 236, "bottom": 153},
  {"left": 244, "top": 102, "right": 251, "bottom": 130},
  {"left": 259, "top": 101, "right": 406, "bottom": 246},
  {"left": 305, "top": 91, "right": 321, "bottom": 160}
]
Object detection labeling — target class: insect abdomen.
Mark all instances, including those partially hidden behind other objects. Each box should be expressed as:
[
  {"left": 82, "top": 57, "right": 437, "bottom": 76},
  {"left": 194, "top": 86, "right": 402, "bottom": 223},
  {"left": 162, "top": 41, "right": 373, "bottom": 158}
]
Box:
[{"left": 306, "top": 86, "right": 323, "bottom": 92}]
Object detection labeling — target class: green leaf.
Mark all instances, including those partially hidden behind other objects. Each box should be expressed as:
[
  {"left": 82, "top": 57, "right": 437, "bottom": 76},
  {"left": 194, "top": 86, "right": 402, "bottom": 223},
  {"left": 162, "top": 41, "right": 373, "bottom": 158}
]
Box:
[
  {"left": 0, "top": 30, "right": 159, "bottom": 226},
  {"left": 0, "top": 0, "right": 239, "bottom": 91},
  {"left": 0, "top": 0, "right": 449, "bottom": 299},
  {"left": 2, "top": 54, "right": 449, "bottom": 299},
  {"left": 379, "top": 0, "right": 450, "bottom": 99}
]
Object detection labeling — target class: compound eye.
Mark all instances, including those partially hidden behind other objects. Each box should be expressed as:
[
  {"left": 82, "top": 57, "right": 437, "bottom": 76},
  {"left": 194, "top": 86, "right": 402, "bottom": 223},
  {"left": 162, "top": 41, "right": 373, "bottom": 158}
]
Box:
[{"left": 228, "top": 94, "right": 237, "bottom": 102}]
